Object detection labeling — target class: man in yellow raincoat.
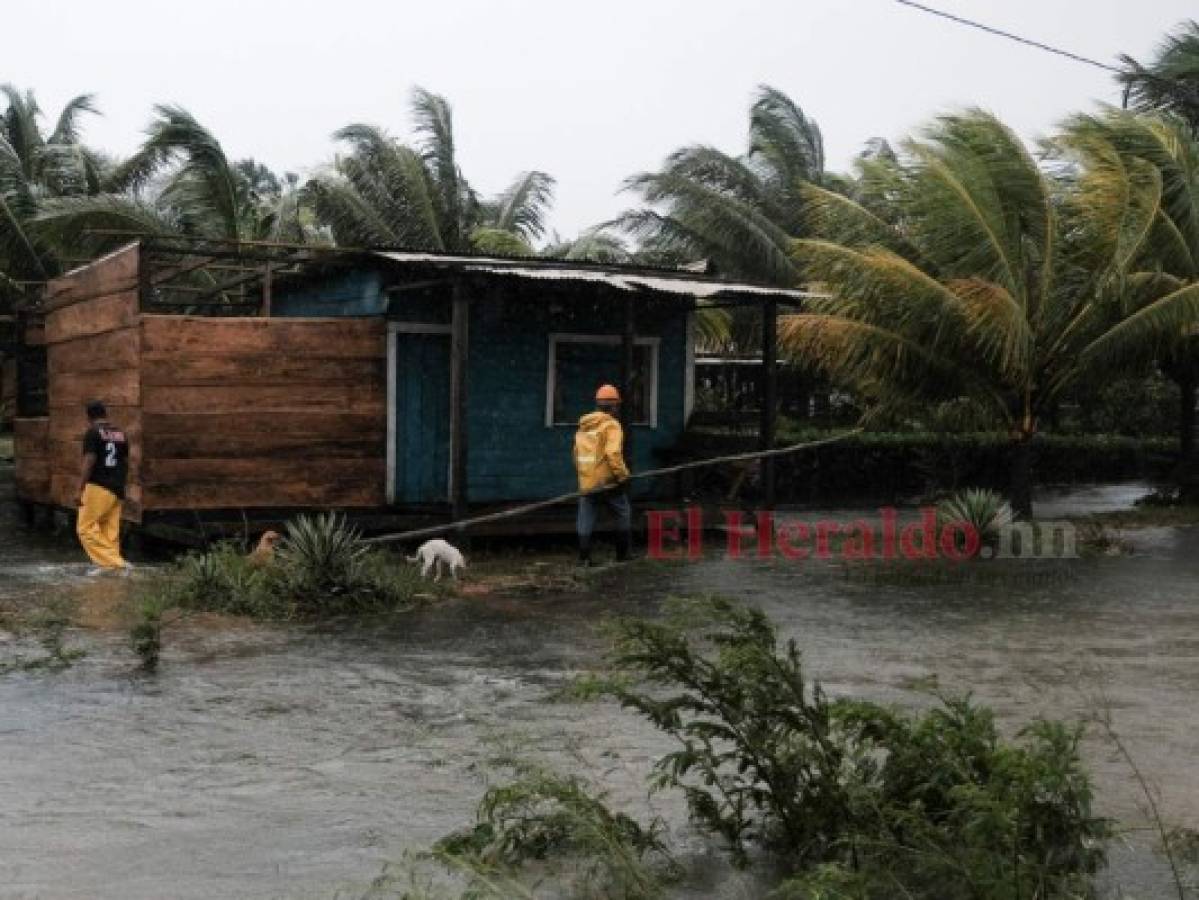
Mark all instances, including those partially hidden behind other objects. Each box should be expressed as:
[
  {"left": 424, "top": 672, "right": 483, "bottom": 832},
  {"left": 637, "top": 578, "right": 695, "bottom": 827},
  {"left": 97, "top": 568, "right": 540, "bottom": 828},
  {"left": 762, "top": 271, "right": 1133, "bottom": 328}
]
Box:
[
  {"left": 76, "top": 400, "right": 132, "bottom": 576},
  {"left": 573, "top": 384, "right": 632, "bottom": 565}
]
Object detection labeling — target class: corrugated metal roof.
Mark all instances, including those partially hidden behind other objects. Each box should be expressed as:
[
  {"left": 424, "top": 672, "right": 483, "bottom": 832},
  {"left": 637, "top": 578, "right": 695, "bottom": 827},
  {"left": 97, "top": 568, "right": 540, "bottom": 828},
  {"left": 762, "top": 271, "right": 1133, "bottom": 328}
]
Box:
[{"left": 371, "top": 251, "right": 815, "bottom": 301}]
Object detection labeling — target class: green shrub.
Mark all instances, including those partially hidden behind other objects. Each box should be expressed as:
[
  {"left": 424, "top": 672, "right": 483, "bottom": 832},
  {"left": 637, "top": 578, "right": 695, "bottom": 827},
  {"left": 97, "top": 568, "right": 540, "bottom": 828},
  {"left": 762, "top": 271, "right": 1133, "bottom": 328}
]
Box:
[
  {"left": 368, "top": 765, "right": 673, "bottom": 900},
  {"left": 673, "top": 428, "right": 1175, "bottom": 503},
  {"left": 436, "top": 765, "right": 674, "bottom": 898},
  {"left": 129, "top": 592, "right": 173, "bottom": 671},
  {"left": 605, "top": 597, "right": 1110, "bottom": 897},
  {"left": 151, "top": 514, "right": 425, "bottom": 622},
  {"left": 431, "top": 765, "right": 672, "bottom": 900},
  {"left": 937, "top": 488, "right": 1014, "bottom": 552}
]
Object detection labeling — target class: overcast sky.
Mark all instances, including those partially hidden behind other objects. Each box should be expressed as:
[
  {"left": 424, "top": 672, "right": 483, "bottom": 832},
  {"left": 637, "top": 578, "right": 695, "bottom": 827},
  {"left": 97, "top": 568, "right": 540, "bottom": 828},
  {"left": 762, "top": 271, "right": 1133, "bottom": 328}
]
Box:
[{"left": 7, "top": 0, "right": 1196, "bottom": 239}]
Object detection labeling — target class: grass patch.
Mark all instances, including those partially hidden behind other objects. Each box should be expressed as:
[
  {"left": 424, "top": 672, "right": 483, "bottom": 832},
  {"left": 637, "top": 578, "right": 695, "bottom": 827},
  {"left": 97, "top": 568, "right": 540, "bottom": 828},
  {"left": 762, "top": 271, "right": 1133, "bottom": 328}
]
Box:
[
  {"left": 151, "top": 513, "right": 432, "bottom": 622},
  {"left": 0, "top": 603, "right": 86, "bottom": 675},
  {"left": 129, "top": 513, "right": 438, "bottom": 668}
]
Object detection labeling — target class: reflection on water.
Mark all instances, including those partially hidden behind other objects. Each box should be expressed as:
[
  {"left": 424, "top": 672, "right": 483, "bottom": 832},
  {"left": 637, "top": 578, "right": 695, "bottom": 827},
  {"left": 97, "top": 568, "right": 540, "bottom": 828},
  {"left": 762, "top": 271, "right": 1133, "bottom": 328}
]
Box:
[{"left": 0, "top": 476, "right": 1194, "bottom": 898}]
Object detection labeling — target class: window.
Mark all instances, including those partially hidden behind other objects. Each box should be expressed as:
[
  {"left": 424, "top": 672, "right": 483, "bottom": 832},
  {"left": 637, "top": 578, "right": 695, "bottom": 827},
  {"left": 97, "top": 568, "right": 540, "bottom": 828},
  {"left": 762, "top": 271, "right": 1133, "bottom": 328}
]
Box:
[{"left": 546, "top": 334, "right": 659, "bottom": 427}]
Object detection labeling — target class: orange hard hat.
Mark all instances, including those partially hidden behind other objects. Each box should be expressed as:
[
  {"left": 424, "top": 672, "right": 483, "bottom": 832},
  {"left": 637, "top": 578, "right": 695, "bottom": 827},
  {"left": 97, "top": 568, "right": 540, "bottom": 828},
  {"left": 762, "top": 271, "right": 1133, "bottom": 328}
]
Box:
[{"left": 596, "top": 384, "right": 621, "bottom": 403}]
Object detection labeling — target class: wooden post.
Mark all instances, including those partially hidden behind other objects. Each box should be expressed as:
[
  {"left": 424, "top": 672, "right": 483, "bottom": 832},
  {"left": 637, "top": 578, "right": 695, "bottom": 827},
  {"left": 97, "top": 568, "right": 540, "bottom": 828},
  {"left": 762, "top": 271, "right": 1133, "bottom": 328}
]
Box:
[
  {"left": 760, "top": 298, "right": 778, "bottom": 508},
  {"left": 261, "top": 262, "right": 273, "bottom": 316},
  {"left": 450, "top": 280, "right": 470, "bottom": 522},
  {"left": 620, "top": 294, "right": 635, "bottom": 462}
]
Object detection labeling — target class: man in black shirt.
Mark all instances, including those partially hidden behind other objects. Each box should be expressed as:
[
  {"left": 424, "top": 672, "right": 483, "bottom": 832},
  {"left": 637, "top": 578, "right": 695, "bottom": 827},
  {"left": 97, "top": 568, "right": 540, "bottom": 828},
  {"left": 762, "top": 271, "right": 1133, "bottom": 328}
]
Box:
[{"left": 76, "top": 400, "right": 132, "bottom": 575}]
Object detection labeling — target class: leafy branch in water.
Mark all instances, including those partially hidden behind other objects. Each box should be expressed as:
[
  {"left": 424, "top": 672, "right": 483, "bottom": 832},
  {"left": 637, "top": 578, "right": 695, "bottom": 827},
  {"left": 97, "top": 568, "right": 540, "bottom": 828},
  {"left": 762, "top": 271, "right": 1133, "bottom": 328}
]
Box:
[
  {"left": 602, "top": 596, "right": 1110, "bottom": 897},
  {"left": 369, "top": 764, "right": 675, "bottom": 899}
]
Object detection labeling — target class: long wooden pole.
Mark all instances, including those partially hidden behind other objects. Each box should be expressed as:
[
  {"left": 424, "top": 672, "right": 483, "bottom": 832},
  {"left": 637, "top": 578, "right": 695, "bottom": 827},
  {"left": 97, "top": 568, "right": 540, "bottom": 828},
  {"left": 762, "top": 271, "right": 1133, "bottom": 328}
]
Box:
[{"left": 366, "top": 428, "right": 861, "bottom": 546}]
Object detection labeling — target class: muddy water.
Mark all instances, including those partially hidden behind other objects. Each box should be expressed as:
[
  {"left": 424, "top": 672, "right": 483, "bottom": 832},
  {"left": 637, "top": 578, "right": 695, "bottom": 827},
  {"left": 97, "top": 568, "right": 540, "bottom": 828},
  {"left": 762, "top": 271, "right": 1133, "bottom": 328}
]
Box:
[{"left": 1, "top": 477, "right": 1195, "bottom": 898}]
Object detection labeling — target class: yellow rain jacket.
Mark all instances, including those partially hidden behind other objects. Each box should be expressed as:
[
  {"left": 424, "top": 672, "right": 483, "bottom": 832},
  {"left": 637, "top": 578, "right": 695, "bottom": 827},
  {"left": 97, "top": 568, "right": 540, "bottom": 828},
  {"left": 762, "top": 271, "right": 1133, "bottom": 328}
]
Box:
[{"left": 573, "top": 411, "right": 630, "bottom": 492}]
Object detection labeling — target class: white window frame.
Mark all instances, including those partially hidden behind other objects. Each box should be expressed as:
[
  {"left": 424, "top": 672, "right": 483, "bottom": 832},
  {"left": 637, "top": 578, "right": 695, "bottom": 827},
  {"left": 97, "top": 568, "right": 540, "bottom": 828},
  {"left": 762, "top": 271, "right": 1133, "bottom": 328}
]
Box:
[{"left": 545, "top": 333, "right": 659, "bottom": 429}]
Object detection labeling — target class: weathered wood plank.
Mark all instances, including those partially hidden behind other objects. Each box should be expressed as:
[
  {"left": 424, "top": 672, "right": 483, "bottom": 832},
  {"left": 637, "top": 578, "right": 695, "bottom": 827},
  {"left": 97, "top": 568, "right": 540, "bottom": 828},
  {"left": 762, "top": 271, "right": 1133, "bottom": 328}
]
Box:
[
  {"left": 45, "top": 291, "right": 138, "bottom": 344},
  {"left": 48, "top": 406, "right": 141, "bottom": 445},
  {"left": 49, "top": 473, "right": 142, "bottom": 521},
  {"left": 141, "top": 457, "right": 383, "bottom": 485},
  {"left": 45, "top": 245, "right": 140, "bottom": 309},
  {"left": 49, "top": 437, "right": 142, "bottom": 475},
  {"left": 144, "top": 474, "right": 384, "bottom": 510},
  {"left": 141, "top": 354, "right": 383, "bottom": 386},
  {"left": 48, "top": 366, "right": 140, "bottom": 409},
  {"left": 15, "top": 465, "right": 52, "bottom": 503},
  {"left": 143, "top": 410, "right": 383, "bottom": 437},
  {"left": 144, "top": 432, "right": 382, "bottom": 459},
  {"left": 141, "top": 383, "right": 383, "bottom": 415},
  {"left": 140, "top": 316, "right": 385, "bottom": 357},
  {"left": 48, "top": 328, "right": 140, "bottom": 375},
  {"left": 14, "top": 417, "right": 49, "bottom": 445}
]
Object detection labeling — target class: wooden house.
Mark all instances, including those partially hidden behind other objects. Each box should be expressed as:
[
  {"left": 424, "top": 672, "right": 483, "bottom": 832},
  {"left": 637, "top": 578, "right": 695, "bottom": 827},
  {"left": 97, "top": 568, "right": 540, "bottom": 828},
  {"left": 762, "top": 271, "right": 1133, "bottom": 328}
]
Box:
[{"left": 10, "top": 238, "right": 805, "bottom": 539}]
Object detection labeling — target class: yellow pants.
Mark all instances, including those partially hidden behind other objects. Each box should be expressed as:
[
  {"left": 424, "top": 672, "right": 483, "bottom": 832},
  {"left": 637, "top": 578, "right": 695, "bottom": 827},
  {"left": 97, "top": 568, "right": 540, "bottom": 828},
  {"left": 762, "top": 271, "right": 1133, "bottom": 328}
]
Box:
[{"left": 77, "top": 484, "right": 127, "bottom": 569}]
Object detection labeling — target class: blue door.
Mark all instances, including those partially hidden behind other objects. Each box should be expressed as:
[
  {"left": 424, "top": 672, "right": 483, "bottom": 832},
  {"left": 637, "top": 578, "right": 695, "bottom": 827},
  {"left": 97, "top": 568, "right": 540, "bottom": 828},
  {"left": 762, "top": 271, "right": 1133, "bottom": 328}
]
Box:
[{"left": 395, "top": 332, "right": 450, "bottom": 503}]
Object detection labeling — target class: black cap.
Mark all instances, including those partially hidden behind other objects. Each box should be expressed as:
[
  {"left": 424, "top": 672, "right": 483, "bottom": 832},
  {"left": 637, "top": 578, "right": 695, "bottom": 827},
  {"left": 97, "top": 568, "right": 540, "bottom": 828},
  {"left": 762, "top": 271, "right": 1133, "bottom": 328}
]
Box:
[{"left": 85, "top": 400, "right": 107, "bottom": 420}]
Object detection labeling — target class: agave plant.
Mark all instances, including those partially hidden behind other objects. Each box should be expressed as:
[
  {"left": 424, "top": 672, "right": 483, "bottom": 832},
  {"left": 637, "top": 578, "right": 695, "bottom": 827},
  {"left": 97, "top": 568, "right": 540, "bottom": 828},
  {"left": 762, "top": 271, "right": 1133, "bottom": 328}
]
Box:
[
  {"left": 937, "top": 488, "right": 1014, "bottom": 552},
  {"left": 275, "top": 512, "right": 370, "bottom": 599}
]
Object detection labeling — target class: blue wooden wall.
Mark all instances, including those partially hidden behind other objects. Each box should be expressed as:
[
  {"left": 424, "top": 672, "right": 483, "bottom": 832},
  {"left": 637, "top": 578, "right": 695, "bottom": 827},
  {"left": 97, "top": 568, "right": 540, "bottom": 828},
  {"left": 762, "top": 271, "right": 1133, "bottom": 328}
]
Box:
[
  {"left": 272, "top": 270, "right": 386, "bottom": 317},
  {"left": 273, "top": 270, "right": 689, "bottom": 504}
]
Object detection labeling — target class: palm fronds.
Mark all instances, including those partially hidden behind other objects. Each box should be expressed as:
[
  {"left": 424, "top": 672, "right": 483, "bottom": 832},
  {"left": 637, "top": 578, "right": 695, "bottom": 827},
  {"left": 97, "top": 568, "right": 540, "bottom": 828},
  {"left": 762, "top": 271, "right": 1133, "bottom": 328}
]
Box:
[
  {"left": 1119, "top": 20, "right": 1199, "bottom": 124},
  {"left": 619, "top": 85, "right": 828, "bottom": 292},
  {"left": 310, "top": 87, "right": 554, "bottom": 255}
]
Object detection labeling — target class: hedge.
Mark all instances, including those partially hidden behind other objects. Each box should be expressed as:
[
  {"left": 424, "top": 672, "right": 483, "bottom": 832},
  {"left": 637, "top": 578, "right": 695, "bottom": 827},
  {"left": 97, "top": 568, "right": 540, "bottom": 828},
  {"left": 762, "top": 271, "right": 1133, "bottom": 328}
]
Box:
[{"left": 665, "top": 428, "right": 1177, "bottom": 503}]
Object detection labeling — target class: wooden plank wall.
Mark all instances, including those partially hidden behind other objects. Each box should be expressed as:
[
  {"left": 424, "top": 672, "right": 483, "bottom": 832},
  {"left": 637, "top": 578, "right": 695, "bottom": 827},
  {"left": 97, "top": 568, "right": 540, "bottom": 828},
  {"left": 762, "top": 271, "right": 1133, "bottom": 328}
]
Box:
[
  {"left": 139, "top": 316, "right": 387, "bottom": 509},
  {"left": 13, "top": 417, "right": 51, "bottom": 502},
  {"left": 44, "top": 244, "right": 142, "bottom": 519}
]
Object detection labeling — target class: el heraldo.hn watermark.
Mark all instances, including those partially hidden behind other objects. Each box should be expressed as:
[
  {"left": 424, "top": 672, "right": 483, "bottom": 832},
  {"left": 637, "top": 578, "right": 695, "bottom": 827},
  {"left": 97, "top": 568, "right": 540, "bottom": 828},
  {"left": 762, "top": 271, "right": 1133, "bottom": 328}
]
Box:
[{"left": 644, "top": 508, "right": 1079, "bottom": 562}]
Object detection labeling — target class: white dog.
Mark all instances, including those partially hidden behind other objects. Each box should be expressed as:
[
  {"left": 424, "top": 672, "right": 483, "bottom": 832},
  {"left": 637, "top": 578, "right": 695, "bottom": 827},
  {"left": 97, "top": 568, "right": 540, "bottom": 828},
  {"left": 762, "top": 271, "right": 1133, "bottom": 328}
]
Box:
[{"left": 407, "top": 538, "right": 466, "bottom": 581}]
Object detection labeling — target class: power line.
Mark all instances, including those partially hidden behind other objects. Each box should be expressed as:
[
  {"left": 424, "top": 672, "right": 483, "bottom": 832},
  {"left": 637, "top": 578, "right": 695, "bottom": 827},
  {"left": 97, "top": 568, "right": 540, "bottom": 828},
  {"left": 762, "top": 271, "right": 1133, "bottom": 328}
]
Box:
[
  {"left": 893, "top": 0, "right": 1121, "bottom": 74},
  {"left": 893, "top": 0, "right": 1199, "bottom": 110}
]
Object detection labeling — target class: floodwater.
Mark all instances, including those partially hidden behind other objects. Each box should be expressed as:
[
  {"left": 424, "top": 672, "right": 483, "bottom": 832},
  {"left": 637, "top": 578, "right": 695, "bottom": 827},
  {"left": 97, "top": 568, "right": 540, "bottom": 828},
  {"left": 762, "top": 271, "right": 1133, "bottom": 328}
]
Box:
[{"left": 1, "top": 475, "right": 1196, "bottom": 899}]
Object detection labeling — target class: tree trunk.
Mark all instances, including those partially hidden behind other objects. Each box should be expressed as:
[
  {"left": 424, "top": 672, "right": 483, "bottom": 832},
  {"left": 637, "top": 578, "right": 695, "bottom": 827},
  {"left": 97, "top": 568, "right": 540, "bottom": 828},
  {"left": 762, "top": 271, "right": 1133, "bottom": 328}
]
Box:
[{"left": 1010, "top": 437, "right": 1034, "bottom": 519}]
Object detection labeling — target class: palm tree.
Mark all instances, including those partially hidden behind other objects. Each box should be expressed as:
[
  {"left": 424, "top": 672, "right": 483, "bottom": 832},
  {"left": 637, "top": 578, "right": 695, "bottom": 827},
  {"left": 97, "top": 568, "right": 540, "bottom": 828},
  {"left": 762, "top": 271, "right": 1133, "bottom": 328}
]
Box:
[
  {"left": 543, "top": 225, "right": 633, "bottom": 264},
  {"left": 619, "top": 85, "right": 830, "bottom": 287},
  {"left": 1119, "top": 20, "right": 1199, "bottom": 125},
  {"left": 1117, "top": 20, "right": 1199, "bottom": 482},
  {"left": 1056, "top": 109, "right": 1199, "bottom": 467},
  {"left": 309, "top": 87, "right": 554, "bottom": 255},
  {"left": 33, "top": 105, "right": 312, "bottom": 258},
  {"left": 1, "top": 85, "right": 101, "bottom": 285},
  {"left": 780, "top": 110, "right": 1199, "bottom": 515}
]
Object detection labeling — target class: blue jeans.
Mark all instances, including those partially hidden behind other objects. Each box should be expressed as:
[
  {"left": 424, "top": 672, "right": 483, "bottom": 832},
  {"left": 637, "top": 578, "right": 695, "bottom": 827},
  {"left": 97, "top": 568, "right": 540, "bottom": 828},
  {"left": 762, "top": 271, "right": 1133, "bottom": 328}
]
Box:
[{"left": 577, "top": 489, "right": 632, "bottom": 544}]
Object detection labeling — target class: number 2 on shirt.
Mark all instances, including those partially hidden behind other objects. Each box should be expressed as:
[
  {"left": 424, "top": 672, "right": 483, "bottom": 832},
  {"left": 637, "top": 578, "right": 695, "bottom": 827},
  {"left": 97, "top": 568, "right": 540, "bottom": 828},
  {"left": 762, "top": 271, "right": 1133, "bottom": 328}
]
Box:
[{"left": 104, "top": 441, "right": 117, "bottom": 468}]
